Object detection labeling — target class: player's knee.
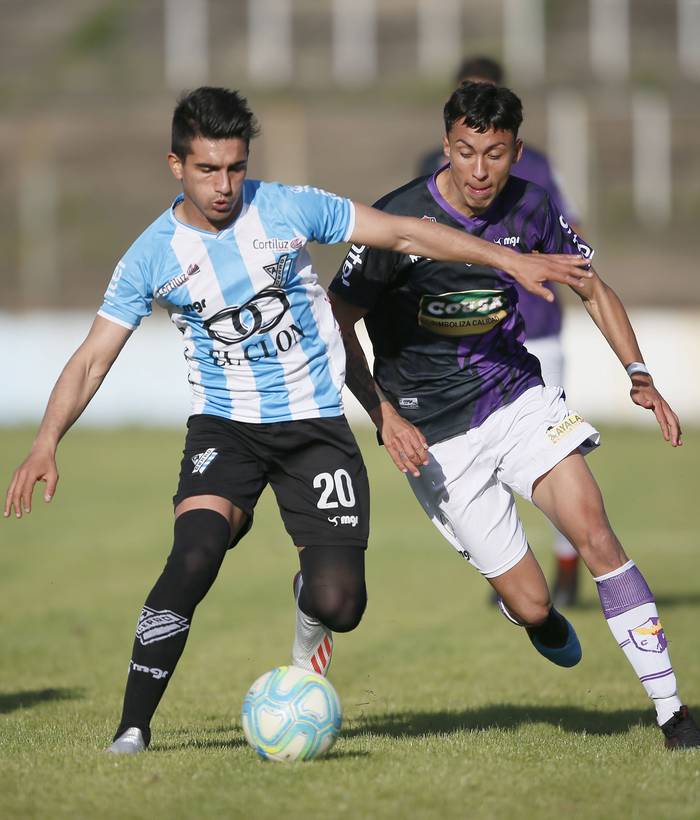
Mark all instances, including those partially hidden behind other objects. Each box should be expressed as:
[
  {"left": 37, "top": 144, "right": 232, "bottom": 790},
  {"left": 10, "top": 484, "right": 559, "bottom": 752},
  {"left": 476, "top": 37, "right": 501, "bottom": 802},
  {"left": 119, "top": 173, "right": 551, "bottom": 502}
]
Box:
[
  {"left": 323, "top": 595, "right": 366, "bottom": 633},
  {"left": 522, "top": 602, "right": 552, "bottom": 628},
  {"left": 503, "top": 592, "right": 551, "bottom": 628},
  {"left": 166, "top": 509, "right": 230, "bottom": 591},
  {"left": 306, "top": 584, "right": 367, "bottom": 633}
]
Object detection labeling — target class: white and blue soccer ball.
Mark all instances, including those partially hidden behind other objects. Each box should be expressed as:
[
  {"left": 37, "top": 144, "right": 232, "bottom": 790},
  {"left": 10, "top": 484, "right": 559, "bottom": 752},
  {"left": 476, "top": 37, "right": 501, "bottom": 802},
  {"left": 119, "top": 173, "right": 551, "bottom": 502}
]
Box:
[{"left": 241, "top": 665, "right": 342, "bottom": 762}]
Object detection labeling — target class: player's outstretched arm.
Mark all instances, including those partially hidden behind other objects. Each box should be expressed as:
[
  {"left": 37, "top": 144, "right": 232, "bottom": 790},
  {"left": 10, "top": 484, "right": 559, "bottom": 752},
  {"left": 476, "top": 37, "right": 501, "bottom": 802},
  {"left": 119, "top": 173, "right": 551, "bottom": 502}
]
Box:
[
  {"left": 329, "top": 292, "right": 429, "bottom": 477},
  {"left": 572, "top": 269, "right": 682, "bottom": 447},
  {"left": 350, "top": 202, "right": 593, "bottom": 301},
  {"left": 4, "top": 316, "right": 133, "bottom": 519}
]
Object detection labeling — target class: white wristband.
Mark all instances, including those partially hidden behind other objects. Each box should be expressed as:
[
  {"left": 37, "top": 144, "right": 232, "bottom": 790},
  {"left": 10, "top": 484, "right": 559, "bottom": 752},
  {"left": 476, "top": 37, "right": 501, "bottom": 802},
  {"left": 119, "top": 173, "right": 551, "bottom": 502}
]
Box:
[{"left": 626, "top": 362, "right": 651, "bottom": 378}]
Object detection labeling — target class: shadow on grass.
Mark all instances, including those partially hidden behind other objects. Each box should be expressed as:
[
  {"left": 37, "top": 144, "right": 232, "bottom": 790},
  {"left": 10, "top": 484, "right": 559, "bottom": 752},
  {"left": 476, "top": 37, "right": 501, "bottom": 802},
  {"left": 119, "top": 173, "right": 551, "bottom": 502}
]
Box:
[
  {"left": 0, "top": 687, "right": 83, "bottom": 714},
  {"left": 154, "top": 736, "right": 249, "bottom": 752},
  {"left": 343, "top": 704, "right": 655, "bottom": 739},
  {"left": 154, "top": 733, "right": 369, "bottom": 759}
]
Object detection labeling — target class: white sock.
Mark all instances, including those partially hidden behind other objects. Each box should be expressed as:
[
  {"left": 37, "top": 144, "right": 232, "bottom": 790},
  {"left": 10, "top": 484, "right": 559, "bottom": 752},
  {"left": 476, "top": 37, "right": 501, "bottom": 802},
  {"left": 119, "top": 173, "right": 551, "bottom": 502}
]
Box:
[
  {"left": 595, "top": 560, "right": 681, "bottom": 725},
  {"left": 291, "top": 574, "right": 333, "bottom": 676}
]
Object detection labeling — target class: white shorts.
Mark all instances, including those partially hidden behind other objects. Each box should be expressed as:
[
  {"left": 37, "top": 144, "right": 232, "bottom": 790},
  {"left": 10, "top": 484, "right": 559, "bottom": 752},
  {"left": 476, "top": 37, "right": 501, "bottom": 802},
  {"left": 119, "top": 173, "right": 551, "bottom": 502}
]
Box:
[
  {"left": 525, "top": 335, "right": 564, "bottom": 389},
  {"left": 407, "top": 385, "right": 600, "bottom": 578}
]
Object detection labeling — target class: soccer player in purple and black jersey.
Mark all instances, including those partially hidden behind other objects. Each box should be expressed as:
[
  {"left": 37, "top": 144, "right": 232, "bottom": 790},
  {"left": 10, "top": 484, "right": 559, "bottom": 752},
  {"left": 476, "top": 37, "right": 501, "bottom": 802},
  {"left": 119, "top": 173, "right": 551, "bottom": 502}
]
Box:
[
  {"left": 330, "top": 81, "right": 699, "bottom": 749},
  {"left": 418, "top": 55, "right": 583, "bottom": 604}
]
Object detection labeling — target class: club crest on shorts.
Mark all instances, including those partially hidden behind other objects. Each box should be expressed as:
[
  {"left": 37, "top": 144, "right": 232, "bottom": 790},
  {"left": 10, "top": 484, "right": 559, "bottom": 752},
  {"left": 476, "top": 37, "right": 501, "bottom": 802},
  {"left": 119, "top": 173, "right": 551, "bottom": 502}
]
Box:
[
  {"left": 628, "top": 617, "right": 667, "bottom": 653},
  {"left": 191, "top": 448, "right": 218, "bottom": 474},
  {"left": 136, "top": 606, "right": 190, "bottom": 645}
]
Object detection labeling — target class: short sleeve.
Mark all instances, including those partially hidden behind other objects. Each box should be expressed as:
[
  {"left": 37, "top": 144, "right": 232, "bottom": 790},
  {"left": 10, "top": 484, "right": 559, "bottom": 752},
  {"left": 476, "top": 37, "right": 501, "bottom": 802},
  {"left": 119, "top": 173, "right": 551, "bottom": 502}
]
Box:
[
  {"left": 98, "top": 243, "right": 154, "bottom": 330},
  {"left": 283, "top": 185, "right": 355, "bottom": 245},
  {"left": 537, "top": 196, "right": 595, "bottom": 261},
  {"left": 328, "top": 240, "right": 402, "bottom": 310}
]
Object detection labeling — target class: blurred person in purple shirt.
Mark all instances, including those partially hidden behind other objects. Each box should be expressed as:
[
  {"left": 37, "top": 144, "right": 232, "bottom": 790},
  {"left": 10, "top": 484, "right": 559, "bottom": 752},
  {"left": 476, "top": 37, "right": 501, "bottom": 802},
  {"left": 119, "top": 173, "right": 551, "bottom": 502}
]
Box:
[{"left": 418, "top": 56, "right": 582, "bottom": 606}]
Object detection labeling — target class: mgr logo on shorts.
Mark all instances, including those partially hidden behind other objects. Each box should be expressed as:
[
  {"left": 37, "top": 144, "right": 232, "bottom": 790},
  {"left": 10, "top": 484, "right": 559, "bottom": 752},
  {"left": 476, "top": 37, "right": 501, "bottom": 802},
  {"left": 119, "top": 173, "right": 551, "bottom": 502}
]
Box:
[
  {"left": 418, "top": 290, "right": 510, "bottom": 336},
  {"left": 136, "top": 606, "right": 190, "bottom": 645}
]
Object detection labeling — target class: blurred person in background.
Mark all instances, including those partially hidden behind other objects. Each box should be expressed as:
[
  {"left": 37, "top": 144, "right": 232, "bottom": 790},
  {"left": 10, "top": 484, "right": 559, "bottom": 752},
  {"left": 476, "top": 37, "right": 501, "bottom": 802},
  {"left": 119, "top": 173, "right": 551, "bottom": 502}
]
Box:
[
  {"left": 329, "top": 81, "right": 699, "bottom": 749},
  {"left": 3, "top": 87, "right": 590, "bottom": 755},
  {"left": 419, "top": 56, "right": 582, "bottom": 607}
]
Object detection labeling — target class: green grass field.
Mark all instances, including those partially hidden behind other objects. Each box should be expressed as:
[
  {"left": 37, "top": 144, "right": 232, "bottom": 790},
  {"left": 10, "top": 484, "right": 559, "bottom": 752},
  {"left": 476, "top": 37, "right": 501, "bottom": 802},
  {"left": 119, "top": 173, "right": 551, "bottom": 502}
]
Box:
[{"left": 1, "top": 425, "right": 699, "bottom": 820}]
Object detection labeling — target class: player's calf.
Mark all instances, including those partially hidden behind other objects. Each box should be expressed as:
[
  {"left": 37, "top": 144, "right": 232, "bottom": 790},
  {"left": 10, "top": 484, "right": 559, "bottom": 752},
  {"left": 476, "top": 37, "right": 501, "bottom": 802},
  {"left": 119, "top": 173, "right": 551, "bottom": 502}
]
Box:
[
  {"left": 573, "top": 522, "right": 627, "bottom": 578},
  {"left": 489, "top": 548, "right": 551, "bottom": 627}
]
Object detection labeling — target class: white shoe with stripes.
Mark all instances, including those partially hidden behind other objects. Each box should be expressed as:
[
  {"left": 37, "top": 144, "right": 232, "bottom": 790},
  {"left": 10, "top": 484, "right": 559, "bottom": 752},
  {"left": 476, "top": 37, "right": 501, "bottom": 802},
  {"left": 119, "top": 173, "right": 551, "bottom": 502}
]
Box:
[{"left": 291, "top": 571, "right": 333, "bottom": 677}]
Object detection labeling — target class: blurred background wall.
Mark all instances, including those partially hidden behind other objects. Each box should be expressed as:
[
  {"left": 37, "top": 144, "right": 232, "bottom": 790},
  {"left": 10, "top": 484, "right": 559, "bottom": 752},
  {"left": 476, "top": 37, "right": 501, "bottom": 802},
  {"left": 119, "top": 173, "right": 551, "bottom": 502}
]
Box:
[{"left": 2, "top": 0, "right": 698, "bottom": 425}]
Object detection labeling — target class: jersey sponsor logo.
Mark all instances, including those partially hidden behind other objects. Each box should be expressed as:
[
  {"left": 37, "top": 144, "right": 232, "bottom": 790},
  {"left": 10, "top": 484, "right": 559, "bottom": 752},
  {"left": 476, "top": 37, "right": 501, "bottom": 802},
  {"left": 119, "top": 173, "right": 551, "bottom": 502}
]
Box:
[
  {"left": 191, "top": 448, "right": 218, "bottom": 474},
  {"left": 340, "top": 243, "right": 366, "bottom": 287},
  {"left": 252, "top": 237, "right": 305, "bottom": 252},
  {"left": 243, "top": 324, "right": 305, "bottom": 363},
  {"left": 398, "top": 397, "right": 419, "bottom": 408},
  {"left": 176, "top": 298, "right": 207, "bottom": 314},
  {"left": 494, "top": 235, "right": 520, "bottom": 247},
  {"left": 546, "top": 413, "right": 584, "bottom": 444},
  {"left": 135, "top": 606, "right": 190, "bottom": 645},
  {"left": 328, "top": 514, "right": 359, "bottom": 527},
  {"left": 210, "top": 323, "right": 306, "bottom": 366},
  {"left": 628, "top": 617, "right": 667, "bottom": 653},
  {"left": 558, "top": 216, "right": 595, "bottom": 260},
  {"left": 204, "top": 288, "right": 290, "bottom": 345},
  {"left": 155, "top": 263, "right": 201, "bottom": 298},
  {"left": 418, "top": 290, "right": 510, "bottom": 336},
  {"left": 129, "top": 660, "right": 169, "bottom": 680}
]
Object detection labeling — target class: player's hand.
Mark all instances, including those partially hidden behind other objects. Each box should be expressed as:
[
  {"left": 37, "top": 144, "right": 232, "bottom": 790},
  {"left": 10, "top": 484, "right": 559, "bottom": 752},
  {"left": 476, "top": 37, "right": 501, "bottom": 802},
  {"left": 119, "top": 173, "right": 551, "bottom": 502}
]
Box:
[
  {"left": 504, "top": 253, "right": 593, "bottom": 302},
  {"left": 3, "top": 447, "right": 59, "bottom": 519},
  {"left": 630, "top": 375, "right": 682, "bottom": 447},
  {"left": 370, "top": 401, "right": 429, "bottom": 477}
]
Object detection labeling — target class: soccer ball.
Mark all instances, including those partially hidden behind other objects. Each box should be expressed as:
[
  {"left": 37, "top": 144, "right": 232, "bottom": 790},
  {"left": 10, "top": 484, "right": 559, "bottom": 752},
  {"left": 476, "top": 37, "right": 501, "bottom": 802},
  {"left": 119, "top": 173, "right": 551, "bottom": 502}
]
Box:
[{"left": 241, "top": 665, "right": 342, "bottom": 762}]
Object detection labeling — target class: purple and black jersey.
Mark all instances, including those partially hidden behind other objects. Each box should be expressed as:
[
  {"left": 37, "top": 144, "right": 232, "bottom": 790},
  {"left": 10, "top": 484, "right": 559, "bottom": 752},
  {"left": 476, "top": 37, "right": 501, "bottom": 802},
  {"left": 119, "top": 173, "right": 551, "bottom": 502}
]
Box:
[
  {"left": 329, "top": 172, "right": 594, "bottom": 446},
  {"left": 417, "top": 146, "right": 580, "bottom": 340}
]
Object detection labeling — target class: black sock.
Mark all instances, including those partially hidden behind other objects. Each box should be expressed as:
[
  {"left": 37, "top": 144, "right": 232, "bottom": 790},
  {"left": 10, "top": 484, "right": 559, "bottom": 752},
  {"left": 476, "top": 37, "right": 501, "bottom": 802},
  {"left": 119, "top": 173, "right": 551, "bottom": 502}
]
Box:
[
  {"left": 526, "top": 607, "right": 569, "bottom": 648},
  {"left": 113, "top": 509, "right": 230, "bottom": 743}
]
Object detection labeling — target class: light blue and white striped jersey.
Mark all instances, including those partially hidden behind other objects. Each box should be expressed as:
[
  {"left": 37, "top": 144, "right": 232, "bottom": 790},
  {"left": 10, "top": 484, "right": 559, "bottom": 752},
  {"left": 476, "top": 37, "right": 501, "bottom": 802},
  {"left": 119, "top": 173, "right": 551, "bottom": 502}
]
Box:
[{"left": 99, "top": 180, "right": 355, "bottom": 423}]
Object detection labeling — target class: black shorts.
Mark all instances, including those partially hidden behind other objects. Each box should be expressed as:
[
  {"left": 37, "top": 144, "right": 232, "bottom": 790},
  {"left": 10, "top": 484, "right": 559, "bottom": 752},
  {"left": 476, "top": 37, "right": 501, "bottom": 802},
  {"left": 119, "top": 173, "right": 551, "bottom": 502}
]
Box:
[{"left": 173, "top": 414, "right": 369, "bottom": 549}]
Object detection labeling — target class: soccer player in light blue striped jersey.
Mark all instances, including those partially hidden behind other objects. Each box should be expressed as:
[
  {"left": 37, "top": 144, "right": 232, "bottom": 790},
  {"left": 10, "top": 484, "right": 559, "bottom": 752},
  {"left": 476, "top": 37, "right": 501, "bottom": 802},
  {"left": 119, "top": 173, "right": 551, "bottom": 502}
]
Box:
[{"left": 4, "top": 87, "right": 591, "bottom": 754}]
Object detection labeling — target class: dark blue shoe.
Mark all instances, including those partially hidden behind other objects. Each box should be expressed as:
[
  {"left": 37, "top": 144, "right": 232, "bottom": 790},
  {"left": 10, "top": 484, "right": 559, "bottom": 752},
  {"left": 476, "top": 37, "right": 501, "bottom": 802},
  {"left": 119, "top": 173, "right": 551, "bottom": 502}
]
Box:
[{"left": 528, "top": 613, "right": 582, "bottom": 668}]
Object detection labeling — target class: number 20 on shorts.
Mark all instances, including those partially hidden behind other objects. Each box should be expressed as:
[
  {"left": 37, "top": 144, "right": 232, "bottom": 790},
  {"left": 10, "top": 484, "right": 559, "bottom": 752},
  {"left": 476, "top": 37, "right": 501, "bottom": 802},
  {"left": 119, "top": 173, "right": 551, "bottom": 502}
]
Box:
[{"left": 313, "top": 470, "right": 356, "bottom": 509}]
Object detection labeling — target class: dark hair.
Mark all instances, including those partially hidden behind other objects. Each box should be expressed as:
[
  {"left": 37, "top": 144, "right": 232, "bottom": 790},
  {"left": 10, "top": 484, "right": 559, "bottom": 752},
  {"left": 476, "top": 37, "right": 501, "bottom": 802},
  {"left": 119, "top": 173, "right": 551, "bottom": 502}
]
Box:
[
  {"left": 443, "top": 81, "right": 523, "bottom": 138},
  {"left": 455, "top": 55, "right": 504, "bottom": 85},
  {"left": 171, "top": 86, "right": 260, "bottom": 159}
]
